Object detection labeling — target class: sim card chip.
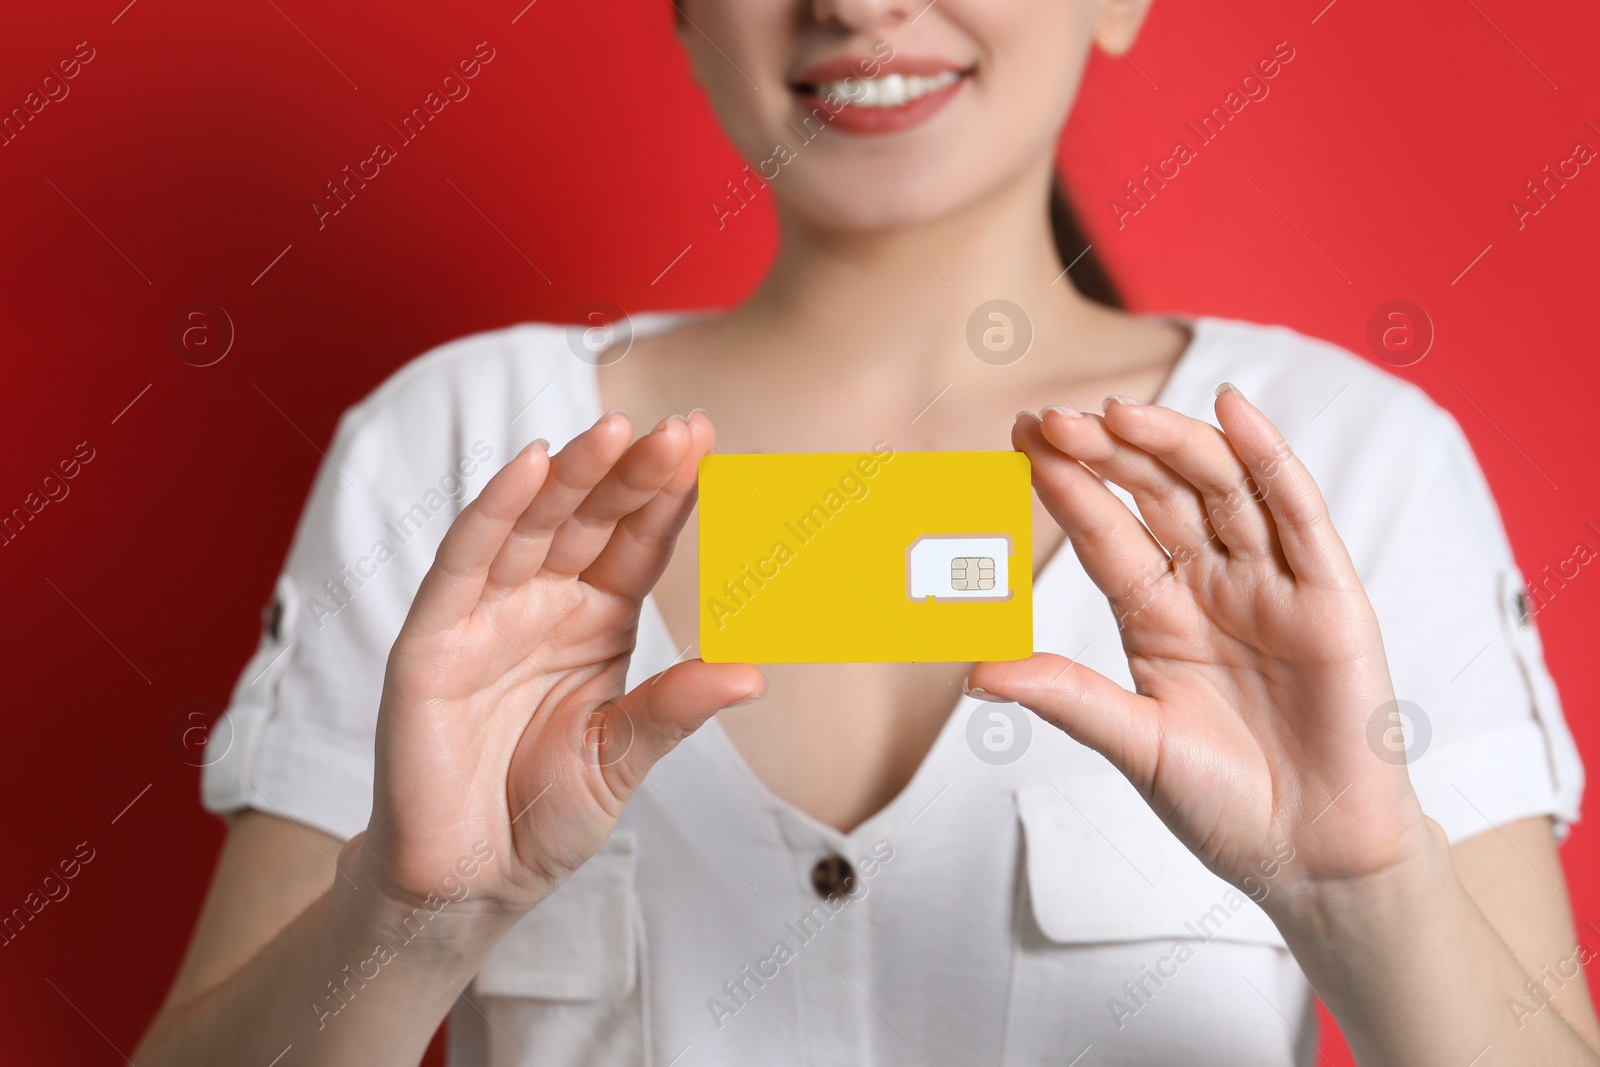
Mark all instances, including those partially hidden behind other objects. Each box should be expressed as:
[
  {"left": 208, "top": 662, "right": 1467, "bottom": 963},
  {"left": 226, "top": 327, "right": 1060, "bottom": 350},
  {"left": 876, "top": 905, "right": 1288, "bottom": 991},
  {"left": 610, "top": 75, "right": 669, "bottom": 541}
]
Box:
[
  {"left": 908, "top": 535, "right": 1012, "bottom": 602},
  {"left": 950, "top": 556, "right": 996, "bottom": 590}
]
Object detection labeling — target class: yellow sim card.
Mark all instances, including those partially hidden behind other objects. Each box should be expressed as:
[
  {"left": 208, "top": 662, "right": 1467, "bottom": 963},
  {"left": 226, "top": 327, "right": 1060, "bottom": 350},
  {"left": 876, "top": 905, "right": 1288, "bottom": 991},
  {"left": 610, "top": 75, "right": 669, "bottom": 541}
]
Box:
[{"left": 697, "top": 447, "right": 1032, "bottom": 664}]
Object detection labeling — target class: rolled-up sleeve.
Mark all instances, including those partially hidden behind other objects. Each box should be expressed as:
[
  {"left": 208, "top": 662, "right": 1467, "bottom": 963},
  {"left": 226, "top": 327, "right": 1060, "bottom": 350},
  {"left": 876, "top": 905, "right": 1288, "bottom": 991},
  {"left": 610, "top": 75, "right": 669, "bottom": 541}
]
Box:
[
  {"left": 200, "top": 325, "right": 587, "bottom": 842},
  {"left": 1358, "top": 405, "right": 1584, "bottom": 842},
  {"left": 201, "top": 401, "right": 479, "bottom": 841}
]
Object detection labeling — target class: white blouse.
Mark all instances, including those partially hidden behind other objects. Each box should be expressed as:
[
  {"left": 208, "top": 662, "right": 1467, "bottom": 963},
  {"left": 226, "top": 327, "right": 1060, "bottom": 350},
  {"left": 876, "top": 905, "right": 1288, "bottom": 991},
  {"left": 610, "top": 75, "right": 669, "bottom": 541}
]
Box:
[{"left": 203, "top": 314, "right": 1584, "bottom": 1066}]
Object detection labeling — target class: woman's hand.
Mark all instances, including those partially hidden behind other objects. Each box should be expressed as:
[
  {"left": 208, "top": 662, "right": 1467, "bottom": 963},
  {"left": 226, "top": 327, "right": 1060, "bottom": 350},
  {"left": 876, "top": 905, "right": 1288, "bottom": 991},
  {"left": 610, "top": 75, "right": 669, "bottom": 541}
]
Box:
[
  {"left": 972, "top": 387, "right": 1434, "bottom": 911},
  {"left": 353, "top": 409, "right": 764, "bottom": 923}
]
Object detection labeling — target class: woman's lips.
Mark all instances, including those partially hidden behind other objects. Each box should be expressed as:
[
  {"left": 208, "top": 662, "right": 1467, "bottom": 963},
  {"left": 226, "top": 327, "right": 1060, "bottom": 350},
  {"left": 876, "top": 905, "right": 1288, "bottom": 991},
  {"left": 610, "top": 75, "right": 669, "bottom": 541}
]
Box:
[{"left": 789, "top": 60, "right": 971, "bottom": 136}]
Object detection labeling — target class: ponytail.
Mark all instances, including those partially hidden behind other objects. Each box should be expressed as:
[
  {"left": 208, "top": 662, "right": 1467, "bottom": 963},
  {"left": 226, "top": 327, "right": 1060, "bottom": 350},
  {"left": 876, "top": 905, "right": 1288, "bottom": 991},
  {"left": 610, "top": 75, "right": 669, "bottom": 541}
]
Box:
[{"left": 1049, "top": 176, "right": 1122, "bottom": 308}]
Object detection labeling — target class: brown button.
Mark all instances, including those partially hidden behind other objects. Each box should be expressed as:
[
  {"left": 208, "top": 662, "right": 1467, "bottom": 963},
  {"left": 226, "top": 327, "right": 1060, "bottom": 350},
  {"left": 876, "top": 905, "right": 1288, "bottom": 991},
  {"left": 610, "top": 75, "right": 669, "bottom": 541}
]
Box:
[{"left": 810, "top": 855, "right": 856, "bottom": 900}]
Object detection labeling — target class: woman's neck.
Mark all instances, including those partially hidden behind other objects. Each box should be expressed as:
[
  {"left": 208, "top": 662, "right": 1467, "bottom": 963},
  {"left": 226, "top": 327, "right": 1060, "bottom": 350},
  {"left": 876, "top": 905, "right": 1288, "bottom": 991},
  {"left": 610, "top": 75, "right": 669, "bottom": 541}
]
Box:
[
  {"left": 605, "top": 156, "right": 1189, "bottom": 454},
  {"left": 725, "top": 156, "right": 1108, "bottom": 385}
]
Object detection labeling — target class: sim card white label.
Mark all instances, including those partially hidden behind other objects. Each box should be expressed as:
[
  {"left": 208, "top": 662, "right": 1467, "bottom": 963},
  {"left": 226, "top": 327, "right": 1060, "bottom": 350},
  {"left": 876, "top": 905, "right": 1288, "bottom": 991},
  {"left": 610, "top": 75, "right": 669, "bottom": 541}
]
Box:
[{"left": 907, "top": 534, "right": 1013, "bottom": 602}]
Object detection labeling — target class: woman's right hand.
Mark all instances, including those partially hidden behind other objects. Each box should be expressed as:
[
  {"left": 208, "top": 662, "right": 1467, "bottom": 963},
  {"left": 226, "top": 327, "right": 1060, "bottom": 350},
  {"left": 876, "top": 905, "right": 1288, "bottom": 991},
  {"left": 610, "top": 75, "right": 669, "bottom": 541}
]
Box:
[{"left": 350, "top": 409, "right": 763, "bottom": 925}]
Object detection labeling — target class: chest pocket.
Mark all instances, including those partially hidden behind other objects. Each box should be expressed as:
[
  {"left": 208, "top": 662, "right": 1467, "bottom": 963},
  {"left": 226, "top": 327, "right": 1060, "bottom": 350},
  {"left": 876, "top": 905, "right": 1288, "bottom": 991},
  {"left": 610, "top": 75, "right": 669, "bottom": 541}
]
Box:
[
  {"left": 464, "top": 834, "right": 648, "bottom": 1067},
  {"left": 1003, "top": 776, "right": 1313, "bottom": 1067}
]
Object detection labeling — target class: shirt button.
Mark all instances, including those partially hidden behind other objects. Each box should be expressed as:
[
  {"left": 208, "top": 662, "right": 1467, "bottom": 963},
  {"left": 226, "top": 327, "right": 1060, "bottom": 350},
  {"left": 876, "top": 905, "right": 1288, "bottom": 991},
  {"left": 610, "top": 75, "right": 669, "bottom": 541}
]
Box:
[{"left": 810, "top": 854, "right": 856, "bottom": 900}]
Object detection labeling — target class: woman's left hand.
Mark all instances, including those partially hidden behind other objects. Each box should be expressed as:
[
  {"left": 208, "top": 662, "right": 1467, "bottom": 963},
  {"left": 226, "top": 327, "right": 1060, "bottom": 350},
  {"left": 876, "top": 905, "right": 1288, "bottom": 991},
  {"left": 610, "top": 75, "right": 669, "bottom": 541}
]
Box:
[{"left": 970, "top": 387, "right": 1434, "bottom": 912}]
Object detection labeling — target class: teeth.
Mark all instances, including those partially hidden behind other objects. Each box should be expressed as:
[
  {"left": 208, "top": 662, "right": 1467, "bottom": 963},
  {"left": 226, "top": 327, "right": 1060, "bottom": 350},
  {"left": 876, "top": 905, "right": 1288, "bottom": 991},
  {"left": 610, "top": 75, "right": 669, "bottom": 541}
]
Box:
[{"left": 816, "top": 69, "right": 959, "bottom": 108}]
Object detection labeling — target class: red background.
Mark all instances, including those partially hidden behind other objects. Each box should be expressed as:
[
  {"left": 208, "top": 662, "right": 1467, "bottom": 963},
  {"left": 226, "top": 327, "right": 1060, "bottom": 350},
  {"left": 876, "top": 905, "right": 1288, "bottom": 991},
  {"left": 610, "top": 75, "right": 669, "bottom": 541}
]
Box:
[{"left": 2, "top": 0, "right": 1597, "bottom": 1063}]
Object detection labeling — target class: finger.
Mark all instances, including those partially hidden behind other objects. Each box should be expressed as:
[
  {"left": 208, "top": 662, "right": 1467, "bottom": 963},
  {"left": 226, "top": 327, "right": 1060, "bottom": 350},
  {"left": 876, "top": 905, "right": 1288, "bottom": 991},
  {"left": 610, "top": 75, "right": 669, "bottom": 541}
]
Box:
[
  {"left": 537, "top": 414, "right": 693, "bottom": 580},
  {"left": 1212, "top": 384, "right": 1354, "bottom": 585},
  {"left": 1098, "top": 399, "right": 1280, "bottom": 562},
  {"left": 407, "top": 439, "right": 551, "bottom": 633},
  {"left": 581, "top": 409, "right": 717, "bottom": 601},
  {"left": 967, "top": 653, "right": 1163, "bottom": 792},
  {"left": 1013, "top": 413, "right": 1173, "bottom": 618},
  {"left": 591, "top": 658, "right": 766, "bottom": 801},
  {"left": 1040, "top": 402, "right": 1218, "bottom": 565},
  {"left": 483, "top": 410, "right": 635, "bottom": 591}
]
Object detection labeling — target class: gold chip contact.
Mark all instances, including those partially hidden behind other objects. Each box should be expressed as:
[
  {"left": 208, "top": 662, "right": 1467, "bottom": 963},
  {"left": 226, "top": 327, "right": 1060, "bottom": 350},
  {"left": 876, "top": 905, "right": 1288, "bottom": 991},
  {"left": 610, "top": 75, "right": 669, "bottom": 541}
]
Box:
[{"left": 950, "top": 556, "right": 996, "bottom": 591}]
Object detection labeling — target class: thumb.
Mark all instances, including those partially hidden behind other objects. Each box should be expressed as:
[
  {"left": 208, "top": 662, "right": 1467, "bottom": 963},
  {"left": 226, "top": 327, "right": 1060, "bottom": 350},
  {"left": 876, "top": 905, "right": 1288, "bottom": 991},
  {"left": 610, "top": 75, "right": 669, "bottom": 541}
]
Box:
[
  {"left": 968, "top": 653, "right": 1162, "bottom": 788},
  {"left": 586, "top": 659, "right": 766, "bottom": 799}
]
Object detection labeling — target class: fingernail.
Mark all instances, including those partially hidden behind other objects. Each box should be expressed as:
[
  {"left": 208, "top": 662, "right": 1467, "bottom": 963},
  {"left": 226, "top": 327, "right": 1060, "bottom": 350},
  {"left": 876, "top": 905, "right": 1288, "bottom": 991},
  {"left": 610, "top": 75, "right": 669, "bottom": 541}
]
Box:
[
  {"left": 1015, "top": 410, "right": 1039, "bottom": 422},
  {"left": 531, "top": 438, "right": 549, "bottom": 451},
  {"left": 1041, "top": 404, "right": 1082, "bottom": 419},
  {"left": 1102, "top": 394, "right": 1140, "bottom": 412},
  {"left": 963, "top": 676, "right": 1011, "bottom": 703},
  {"left": 722, "top": 673, "right": 767, "bottom": 710},
  {"left": 1215, "top": 381, "right": 1242, "bottom": 399},
  {"left": 602, "top": 407, "right": 626, "bottom": 420},
  {"left": 653, "top": 413, "right": 687, "bottom": 432},
  {"left": 688, "top": 407, "right": 709, "bottom": 418}
]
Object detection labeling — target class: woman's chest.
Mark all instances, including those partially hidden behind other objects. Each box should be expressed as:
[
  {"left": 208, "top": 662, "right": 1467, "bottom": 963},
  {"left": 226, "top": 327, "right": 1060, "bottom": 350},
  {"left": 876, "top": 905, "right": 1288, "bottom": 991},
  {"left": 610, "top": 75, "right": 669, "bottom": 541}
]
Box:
[{"left": 596, "top": 333, "right": 1170, "bottom": 831}]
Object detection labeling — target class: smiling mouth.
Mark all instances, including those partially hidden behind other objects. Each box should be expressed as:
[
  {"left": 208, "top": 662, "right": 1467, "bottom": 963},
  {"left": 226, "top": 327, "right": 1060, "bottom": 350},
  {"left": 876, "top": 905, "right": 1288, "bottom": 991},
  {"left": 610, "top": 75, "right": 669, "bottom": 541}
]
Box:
[{"left": 793, "top": 69, "right": 968, "bottom": 108}]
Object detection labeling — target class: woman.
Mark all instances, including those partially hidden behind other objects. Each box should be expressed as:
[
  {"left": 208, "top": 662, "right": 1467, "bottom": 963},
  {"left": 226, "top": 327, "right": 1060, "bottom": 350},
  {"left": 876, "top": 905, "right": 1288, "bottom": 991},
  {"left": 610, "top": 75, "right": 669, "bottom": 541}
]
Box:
[{"left": 138, "top": 0, "right": 1594, "bottom": 1063}]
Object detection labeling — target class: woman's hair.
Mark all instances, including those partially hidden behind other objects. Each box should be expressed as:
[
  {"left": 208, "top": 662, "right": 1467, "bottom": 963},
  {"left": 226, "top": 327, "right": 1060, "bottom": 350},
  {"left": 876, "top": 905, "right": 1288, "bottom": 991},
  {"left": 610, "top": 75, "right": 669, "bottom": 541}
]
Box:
[{"left": 1049, "top": 177, "right": 1122, "bottom": 308}]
